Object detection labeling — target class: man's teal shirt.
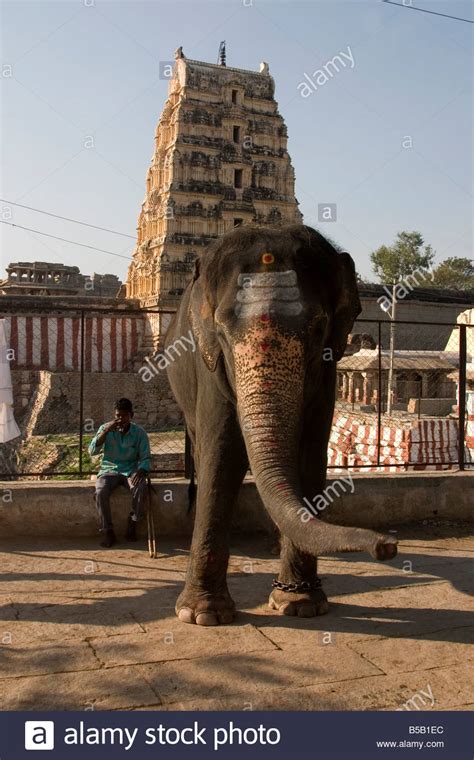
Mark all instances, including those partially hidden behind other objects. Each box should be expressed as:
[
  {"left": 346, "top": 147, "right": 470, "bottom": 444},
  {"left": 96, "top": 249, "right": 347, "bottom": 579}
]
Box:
[{"left": 88, "top": 422, "right": 151, "bottom": 476}]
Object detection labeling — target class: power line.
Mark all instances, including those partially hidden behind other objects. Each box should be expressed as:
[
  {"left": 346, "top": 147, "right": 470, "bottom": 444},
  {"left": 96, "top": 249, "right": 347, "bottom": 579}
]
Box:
[
  {"left": 0, "top": 198, "right": 136, "bottom": 238},
  {"left": 382, "top": 0, "right": 473, "bottom": 23},
  {"left": 0, "top": 221, "right": 133, "bottom": 260}
]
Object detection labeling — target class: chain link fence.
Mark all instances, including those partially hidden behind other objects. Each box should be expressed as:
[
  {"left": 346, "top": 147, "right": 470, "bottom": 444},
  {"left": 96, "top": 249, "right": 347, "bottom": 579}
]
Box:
[
  {"left": 334, "top": 319, "right": 473, "bottom": 471},
  {"left": 1, "top": 305, "right": 472, "bottom": 479},
  {"left": 1, "top": 305, "right": 183, "bottom": 479}
]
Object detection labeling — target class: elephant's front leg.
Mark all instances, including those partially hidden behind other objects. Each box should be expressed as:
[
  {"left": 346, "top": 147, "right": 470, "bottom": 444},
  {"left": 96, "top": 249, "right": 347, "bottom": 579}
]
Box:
[
  {"left": 176, "top": 408, "right": 248, "bottom": 626},
  {"left": 270, "top": 387, "right": 333, "bottom": 618},
  {"left": 269, "top": 535, "right": 329, "bottom": 617}
]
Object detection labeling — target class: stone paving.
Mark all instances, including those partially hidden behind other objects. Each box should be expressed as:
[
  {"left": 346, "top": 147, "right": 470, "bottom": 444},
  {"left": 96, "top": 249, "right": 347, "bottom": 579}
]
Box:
[{"left": 0, "top": 523, "right": 472, "bottom": 711}]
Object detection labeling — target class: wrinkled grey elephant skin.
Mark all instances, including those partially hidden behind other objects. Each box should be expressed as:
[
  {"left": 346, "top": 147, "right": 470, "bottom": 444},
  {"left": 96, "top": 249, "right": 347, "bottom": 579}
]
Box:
[{"left": 165, "top": 224, "right": 397, "bottom": 626}]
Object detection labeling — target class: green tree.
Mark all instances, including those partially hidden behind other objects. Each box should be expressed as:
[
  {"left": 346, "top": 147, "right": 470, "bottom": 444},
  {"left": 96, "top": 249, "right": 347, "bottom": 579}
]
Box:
[
  {"left": 370, "top": 231, "right": 434, "bottom": 284},
  {"left": 430, "top": 257, "right": 474, "bottom": 290}
]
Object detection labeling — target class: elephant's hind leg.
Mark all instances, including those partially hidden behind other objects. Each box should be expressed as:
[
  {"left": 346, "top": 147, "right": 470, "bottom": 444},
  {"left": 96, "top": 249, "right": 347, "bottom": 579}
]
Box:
[{"left": 269, "top": 535, "right": 329, "bottom": 617}]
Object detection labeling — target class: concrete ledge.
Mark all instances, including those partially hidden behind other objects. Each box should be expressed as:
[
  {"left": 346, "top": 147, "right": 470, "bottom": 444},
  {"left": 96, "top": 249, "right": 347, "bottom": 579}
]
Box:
[{"left": 0, "top": 472, "right": 472, "bottom": 537}]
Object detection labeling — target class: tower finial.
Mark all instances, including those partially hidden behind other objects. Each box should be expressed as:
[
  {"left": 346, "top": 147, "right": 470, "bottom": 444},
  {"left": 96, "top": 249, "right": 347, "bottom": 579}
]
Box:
[{"left": 218, "top": 41, "right": 226, "bottom": 66}]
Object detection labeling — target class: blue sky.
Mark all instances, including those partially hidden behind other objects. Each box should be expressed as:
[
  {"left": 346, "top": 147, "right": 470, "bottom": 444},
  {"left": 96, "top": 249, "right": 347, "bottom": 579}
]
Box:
[{"left": 1, "top": 0, "right": 472, "bottom": 282}]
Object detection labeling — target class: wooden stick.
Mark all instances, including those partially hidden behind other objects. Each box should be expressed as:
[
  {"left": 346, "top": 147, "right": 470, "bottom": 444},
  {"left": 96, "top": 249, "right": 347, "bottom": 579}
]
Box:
[{"left": 146, "top": 479, "right": 157, "bottom": 558}]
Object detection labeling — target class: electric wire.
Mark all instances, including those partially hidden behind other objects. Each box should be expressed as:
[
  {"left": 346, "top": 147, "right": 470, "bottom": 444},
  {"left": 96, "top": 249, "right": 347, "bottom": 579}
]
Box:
[{"left": 0, "top": 220, "right": 133, "bottom": 260}]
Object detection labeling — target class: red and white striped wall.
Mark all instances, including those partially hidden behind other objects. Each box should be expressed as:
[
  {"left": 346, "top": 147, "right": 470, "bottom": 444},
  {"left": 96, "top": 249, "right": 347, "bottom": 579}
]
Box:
[
  {"left": 328, "top": 410, "right": 473, "bottom": 471},
  {"left": 3, "top": 315, "right": 145, "bottom": 371},
  {"left": 466, "top": 391, "right": 474, "bottom": 452}
]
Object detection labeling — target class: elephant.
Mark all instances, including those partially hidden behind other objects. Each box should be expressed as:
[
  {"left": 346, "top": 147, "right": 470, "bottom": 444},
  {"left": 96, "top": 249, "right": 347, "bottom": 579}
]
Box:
[{"left": 165, "top": 224, "right": 397, "bottom": 626}]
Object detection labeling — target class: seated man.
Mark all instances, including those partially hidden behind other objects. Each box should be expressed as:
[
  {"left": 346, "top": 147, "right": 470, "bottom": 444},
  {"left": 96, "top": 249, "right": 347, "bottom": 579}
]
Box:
[{"left": 88, "top": 397, "right": 151, "bottom": 548}]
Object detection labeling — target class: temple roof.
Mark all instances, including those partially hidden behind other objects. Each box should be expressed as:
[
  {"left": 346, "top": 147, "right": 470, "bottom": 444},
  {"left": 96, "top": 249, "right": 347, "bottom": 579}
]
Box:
[
  {"left": 184, "top": 58, "right": 269, "bottom": 78},
  {"left": 338, "top": 350, "right": 455, "bottom": 371}
]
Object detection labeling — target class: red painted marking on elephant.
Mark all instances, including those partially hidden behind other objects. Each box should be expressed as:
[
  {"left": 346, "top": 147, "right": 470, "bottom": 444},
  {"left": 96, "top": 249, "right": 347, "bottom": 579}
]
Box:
[
  {"left": 261, "top": 252, "right": 275, "bottom": 265},
  {"left": 260, "top": 313, "right": 271, "bottom": 323},
  {"left": 260, "top": 341, "right": 270, "bottom": 352}
]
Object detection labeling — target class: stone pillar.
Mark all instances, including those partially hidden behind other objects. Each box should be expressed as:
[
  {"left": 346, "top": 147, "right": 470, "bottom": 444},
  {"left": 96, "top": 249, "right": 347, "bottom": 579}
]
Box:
[
  {"left": 421, "top": 373, "right": 429, "bottom": 398},
  {"left": 342, "top": 373, "right": 348, "bottom": 400},
  {"left": 347, "top": 372, "right": 354, "bottom": 403},
  {"left": 362, "top": 372, "right": 371, "bottom": 405}
]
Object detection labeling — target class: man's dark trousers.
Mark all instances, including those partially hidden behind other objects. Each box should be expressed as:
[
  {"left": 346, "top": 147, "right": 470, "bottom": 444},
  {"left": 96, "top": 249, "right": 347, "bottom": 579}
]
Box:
[{"left": 95, "top": 472, "right": 148, "bottom": 532}]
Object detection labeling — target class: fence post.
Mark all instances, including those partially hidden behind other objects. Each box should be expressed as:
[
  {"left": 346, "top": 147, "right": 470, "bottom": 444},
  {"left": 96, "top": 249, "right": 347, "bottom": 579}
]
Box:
[
  {"left": 458, "top": 323, "right": 467, "bottom": 471},
  {"left": 377, "top": 320, "right": 382, "bottom": 468},
  {"left": 79, "top": 310, "right": 85, "bottom": 478}
]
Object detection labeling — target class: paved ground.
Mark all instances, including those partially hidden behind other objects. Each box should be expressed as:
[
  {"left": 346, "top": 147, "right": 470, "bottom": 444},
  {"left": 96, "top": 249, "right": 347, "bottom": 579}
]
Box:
[{"left": 0, "top": 523, "right": 472, "bottom": 711}]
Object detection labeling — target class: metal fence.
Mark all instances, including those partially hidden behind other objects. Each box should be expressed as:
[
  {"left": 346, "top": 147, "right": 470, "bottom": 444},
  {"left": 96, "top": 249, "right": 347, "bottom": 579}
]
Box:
[
  {"left": 332, "top": 318, "right": 472, "bottom": 471},
  {"left": 1, "top": 305, "right": 182, "bottom": 479},
  {"left": 1, "top": 303, "right": 472, "bottom": 479}
]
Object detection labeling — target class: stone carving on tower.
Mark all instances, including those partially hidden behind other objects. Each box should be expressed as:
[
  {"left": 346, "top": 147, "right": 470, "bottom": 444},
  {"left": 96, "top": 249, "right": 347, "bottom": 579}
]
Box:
[{"left": 126, "top": 46, "right": 301, "bottom": 307}]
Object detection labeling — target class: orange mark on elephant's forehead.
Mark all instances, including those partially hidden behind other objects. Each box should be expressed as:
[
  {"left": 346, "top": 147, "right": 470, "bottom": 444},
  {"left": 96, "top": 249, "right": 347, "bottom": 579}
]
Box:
[{"left": 261, "top": 252, "right": 275, "bottom": 265}]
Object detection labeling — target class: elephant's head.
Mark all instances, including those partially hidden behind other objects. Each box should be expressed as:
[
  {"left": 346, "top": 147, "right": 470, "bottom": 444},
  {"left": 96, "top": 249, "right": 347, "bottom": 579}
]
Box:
[{"left": 188, "top": 224, "right": 383, "bottom": 557}]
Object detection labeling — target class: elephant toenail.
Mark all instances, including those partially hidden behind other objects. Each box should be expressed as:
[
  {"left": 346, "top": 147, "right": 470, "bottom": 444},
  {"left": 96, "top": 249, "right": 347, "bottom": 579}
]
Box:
[
  {"left": 196, "top": 612, "right": 219, "bottom": 626},
  {"left": 178, "top": 608, "right": 194, "bottom": 624}
]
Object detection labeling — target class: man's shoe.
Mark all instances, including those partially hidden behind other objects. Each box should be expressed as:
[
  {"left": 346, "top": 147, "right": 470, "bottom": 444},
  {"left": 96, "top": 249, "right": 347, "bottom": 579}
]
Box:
[
  {"left": 125, "top": 513, "right": 138, "bottom": 542},
  {"left": 100, "top": 529, "right": 117, "bottom": 548}
]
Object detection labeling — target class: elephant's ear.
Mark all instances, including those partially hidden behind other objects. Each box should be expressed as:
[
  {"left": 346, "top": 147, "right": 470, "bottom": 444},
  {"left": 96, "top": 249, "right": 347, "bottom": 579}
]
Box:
[
  {"left": 188, "top": 263, "right": 221, "bottom": 372},
  {"left": 328, "top": 251, "right": 361, "bottom": 362}
]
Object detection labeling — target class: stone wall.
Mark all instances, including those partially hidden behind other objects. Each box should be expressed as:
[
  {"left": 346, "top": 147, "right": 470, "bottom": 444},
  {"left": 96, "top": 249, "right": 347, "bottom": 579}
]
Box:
[
  {"left": 329, "top": 410, "right": 471, "bottom": 471},
  {"left": 13, "top": 369, "right": 183, "bottom": 435},
  {"left": 358, "top": 294, "right": 472, "bottom": 350},
  {"left": 1, "top": 472, "right": 472, "bottom": 537},
  {"left": 11, "top": 370, "right": 39, "bottom": 420}
]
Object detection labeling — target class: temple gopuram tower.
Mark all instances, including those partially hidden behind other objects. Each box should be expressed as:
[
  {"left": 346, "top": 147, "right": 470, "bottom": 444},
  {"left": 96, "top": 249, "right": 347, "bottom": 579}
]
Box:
[{"left": 126, "top": 46, "right": 301, "bottom": 308}]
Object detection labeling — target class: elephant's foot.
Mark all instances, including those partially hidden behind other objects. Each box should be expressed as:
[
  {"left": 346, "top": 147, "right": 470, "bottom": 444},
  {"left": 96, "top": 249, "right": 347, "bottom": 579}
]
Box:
[
  {"left": 175, "top": 587, "right": 236, "bottom": 626},
  {"left": 372, "top": 536, "right": 398, "bottom": 561},
  {"left": 269, "top": 585, "right": 329, "bottom": 617}
]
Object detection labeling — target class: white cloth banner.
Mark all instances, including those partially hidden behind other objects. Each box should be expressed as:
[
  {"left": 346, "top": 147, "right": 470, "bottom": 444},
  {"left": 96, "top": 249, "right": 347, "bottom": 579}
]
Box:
[{"left": 0, "top": 318, "right": 20, "bottom": 443}]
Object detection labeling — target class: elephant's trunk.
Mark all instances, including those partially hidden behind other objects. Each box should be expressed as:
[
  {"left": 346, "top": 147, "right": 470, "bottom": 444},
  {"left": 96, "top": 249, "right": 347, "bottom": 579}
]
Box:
[{"left": 234, "top": 327, "right": 395, "bottom": 558}]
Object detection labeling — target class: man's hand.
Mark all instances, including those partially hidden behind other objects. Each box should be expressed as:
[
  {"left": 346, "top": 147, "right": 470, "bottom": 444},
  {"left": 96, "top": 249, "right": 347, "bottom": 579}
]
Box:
[
  {"left": 95, "top": 420, "right": 120, "bottom": 447},
  {"left": 105, "top": 419, "right": 121, "bottom": 433},
  {"left": 131, "top": 468, "right": 147, "bottom": 487}
]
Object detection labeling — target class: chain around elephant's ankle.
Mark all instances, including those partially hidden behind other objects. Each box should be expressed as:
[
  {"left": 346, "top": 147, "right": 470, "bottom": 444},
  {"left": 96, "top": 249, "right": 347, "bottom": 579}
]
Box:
[{"left": 272, "top": 578, "right": 322, "bottom": 593}]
